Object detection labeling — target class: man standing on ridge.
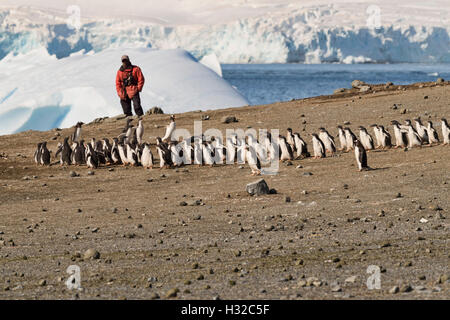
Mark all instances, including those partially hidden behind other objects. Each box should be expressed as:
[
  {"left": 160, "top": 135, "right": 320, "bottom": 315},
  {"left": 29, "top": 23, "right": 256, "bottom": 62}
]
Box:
[{"left": 116, "top": 55, "right": 145, "bottom": 117}]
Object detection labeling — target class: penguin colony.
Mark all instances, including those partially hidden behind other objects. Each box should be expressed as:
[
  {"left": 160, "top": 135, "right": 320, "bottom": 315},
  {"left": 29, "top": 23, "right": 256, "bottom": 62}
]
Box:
[{"left": 34, "top": 117, "right": 450, "bottom": 174}]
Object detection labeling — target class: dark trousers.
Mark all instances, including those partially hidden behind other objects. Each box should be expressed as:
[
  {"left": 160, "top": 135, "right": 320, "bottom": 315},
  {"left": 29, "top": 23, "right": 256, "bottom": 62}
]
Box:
[{"left": 120, "top": 93, "right": 144, "bottom": 117}]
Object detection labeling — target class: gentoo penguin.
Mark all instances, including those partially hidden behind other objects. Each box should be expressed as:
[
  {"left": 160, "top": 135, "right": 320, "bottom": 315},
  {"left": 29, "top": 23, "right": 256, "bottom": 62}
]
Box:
[
  {"left": 354, "top": 138, "right": 370, "bottom": 171},
  {"left": 34, "top": 142, "right": 43, "bottom": 165},
  {"left": 95, "top": 140, "right": 106, "bottom": 165},
  {"left": 141, "top": 143, "right": 154, "bottom": 169},
  {"left": 344, "top": 127, "right": 357, "bottom": 152},
  {"left": 102, "top": 138, "right": 113, "bottom": 164},
  {"left": 85, "top": 143, "right": 99, "bottom": 169},
  {"left": 136, "top": 118, "right": 144, "bottom": 145},
  {"left": 122, "top": 118, "right": 132, "bottom": 134},
  {"left": 293, "top": 132, "right": 309, "bottom": 159},
  {"left": 358, "top": 126, "right": 375, "bottom": 151},
  {"left": 226, "top": 136, "right": 237, "bottom": 164},
  {"left": 278, "top": 136, "right": 294, "bottom": 162},
  {"left": 40, "top": 142, "right": 51, "bottom": 165},
  {"left": 369, "top": 124, "right": 381, "bottom": 149},
  {"left": 60, "top": 137, "right": 72, "bottom": 165},
  {"left": 318, "top": 128, "right": 336, "bottom": 155},
  {"left": 202, "top": 141, "right": 215, "bottom": 166},
  {"left": 425, "top": 121, "right": 439, "bottom": 144},
  {"left": 391, "top": 120, "right": 408, "bottom": 148},
  {"left": 245, "top": 145, "right": 261, "bottom": 176},
  {"left": 404, "top": 119, "right": 422, "bottom": 148},
  {"left": 73, "top": 141, "right": 85, "bottom": 165},
  {"left": 336, "top": 126, "right": 347, "bottom": 151},
  {"left": 162, "top": 115, "right": 176, "bottom": 142},
  {"left": 111, "top": 138, "right": 121, "bottom": 164},
  {"left": 71, "top": 122, "right": 83, "bottom": 143},
  {"left": 286, "top": 128, "right": 296, "bottom": 151},
  {"left": 126, "top": 142, "right": 139, "bottom": 166},
  {"left": 414, "top": 118, "right": 429, "bottom": 144},
  {"left": 441, "top": 118, "right": 450, "bottom": 145},
  {"left": 156, "top": 137, "right": 173, "bottom": 168},
  {"left": 246, "top": 134, "right": 266, "bottom": 164},
  {"left": 378, "top": 126, "right": 392, "bottom": 149},
  {"left": 117, "top": 137, "right": 128, "bottom": 165},
  {"left": 169, "top": 141, "right": 183, "bottom": 167},
  {"left": 311, "top": 133, "right": 326, "bottom": 159},
  {"left": 193, "top": 138, "right": 203, "bottom": 166}
]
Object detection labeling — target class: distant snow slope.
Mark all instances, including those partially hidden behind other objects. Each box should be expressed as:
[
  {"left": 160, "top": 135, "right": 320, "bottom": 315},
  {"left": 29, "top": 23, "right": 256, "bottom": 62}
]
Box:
[
  {"left": 0, "top": 48, "right": 249, "bottom": 135},
  {"left": 0, "top": 1, "right": 449, "bottom": 63}
]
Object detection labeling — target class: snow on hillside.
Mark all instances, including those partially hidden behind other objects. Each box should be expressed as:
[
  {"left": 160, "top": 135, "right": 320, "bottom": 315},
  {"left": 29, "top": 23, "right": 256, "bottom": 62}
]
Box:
[
  {"left": 0, "top": 0, "right": 449, "bottom": 63},
  {"left": 0, "top": 48, "right": 249, "bottom": 135}
]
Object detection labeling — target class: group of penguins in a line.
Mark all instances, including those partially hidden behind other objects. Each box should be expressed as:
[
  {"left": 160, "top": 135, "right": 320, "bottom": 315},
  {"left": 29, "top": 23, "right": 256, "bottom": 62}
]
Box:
[{"left": 33, "top": 115, "right": 450, "bottom": 175}]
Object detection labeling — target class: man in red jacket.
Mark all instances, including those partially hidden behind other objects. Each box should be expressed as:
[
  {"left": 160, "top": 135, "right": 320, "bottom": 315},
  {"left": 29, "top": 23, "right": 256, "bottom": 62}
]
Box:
[{"left": 116, "top": 55, "right": 145, "bottom": 117}]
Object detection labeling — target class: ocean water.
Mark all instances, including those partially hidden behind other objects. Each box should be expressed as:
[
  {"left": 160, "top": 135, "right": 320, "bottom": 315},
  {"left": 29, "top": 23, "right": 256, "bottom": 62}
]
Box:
[{"left": 222, "top": 64, "right": 450, "bottom": 106}]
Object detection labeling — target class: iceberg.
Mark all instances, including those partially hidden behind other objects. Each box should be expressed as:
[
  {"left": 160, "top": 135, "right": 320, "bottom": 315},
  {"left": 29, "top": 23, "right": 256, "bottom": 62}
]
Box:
[{"left": 0, "top": 47, "right": 249, "bottom": 135}]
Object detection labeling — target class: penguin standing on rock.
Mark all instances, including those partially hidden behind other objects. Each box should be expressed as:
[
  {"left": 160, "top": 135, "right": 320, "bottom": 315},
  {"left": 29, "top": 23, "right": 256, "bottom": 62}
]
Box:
[
  {"left": 311, "top": 133, "right": 325, "bottom": 159},
  {"left": 40, "top": 142, "right": 51, "bottom": 165},
  {"left": 441, "top": 118, "right": 450, "bottom": 145},
  {"left": 354, "top": 138, "right": 370, "bottom": 171}
]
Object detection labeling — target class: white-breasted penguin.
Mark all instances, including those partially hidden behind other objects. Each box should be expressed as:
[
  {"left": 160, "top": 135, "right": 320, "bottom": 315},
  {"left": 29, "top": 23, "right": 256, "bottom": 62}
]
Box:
[
  {"left": 404, "top": 119, "right": 422, "bottom": 148},
  {"left": 169, "top": 141, "right": 184, "bottom": 167},
  {"left": 425, "top": 121, "right": 439, "bottom": 144},
  {"left": 86, "top": 143, "right": 99, "bottom": 169},
  {"left": 278, "top": 136, "right": 294, "bottom": 162},
  {"left": 441, "top": 118, "right": 450, "bottom": 145},
  {"left": 311, "top": 133, "right": 326, "bottom": 159},
  {"left": 293, "top": 132, "right": 309, "bottom": 159},
  {"left": 193, "top": 138, "right": 203, "bottom": 166},
  {"left": 245, "top": 144, "right": 261, "bottom": 176},
  {"left": 286, "top": 128, "right": 296, "bottom": 152},
  {"left": 391, "top": 120, "right": 408, "bottom": 148},
  {"left": 117, "top": 137, "right": 129, "bottom": 165},
  {"left": 141, "top": 143, "right": 154, "bottom": 169},
  {"left": 136, "top": 118, "right": 144, "bottom": 145},
  {"left": 111, "top": 138, "right": 122, "bottom": 164},
  {"left": 378, "top": 125, "right": 392, "bottom": 149},
  {"left": 60, "top": 137, "right": 72, "bottom": 165},
  {"left": 40, "top": 142, "right": 51, "bottom": 165},
  {"left": 336, "top": 126, "right": 347, "bottom": 151},
  {"left": 369, "top": 124, "right": 381, "bottom": 149},
  {"left": 358, "top": 126, "right": 375, "bottom": 151},
  {"left": 318, "top": 128, "right": 336, "bottom": 154},
  {"left": 126, "top": 142, "right": 139, "bottom": 166},
  {"left": 162, "top": 115, "right": 176, "bottom": 142},
  {"left": 34, "top": 142, "right": 43, "bottom": 165},
  {"left": 344, "top": 127, "right": 356, "bottom": 152},
  {"left": 201, "top": 141, "right": 215, "bottom": 166},
  {"left": 156, "top": 137, "right": 173, "bottom": 168},
  {"left": 414, "top": 118, "right": 429, "bottom": 144},
  {"left": 71, "top": 122, "right": 83, "bottom": 143},
  {"left": 354, "top": 138, "right": 370, "bottom": 171},
  {"left": 226, "top": 136, "right": 237, "bottom": 164}
]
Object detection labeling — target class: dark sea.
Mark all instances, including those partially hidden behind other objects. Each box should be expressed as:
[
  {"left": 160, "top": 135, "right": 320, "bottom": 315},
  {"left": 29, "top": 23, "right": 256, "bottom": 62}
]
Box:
[{"left": 222, "top": 64, "right": 450, "bottom": 105}]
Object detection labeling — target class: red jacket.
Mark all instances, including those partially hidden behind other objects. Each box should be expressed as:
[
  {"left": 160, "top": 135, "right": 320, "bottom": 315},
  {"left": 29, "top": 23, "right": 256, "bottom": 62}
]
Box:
[{"left": 116, "top": 65, "right": 145, "bottom": 100}]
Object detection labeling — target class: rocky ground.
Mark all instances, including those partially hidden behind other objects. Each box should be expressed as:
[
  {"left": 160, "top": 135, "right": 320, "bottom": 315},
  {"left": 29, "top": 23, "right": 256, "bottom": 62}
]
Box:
[{"left": 0, "top": 81, "right": 449, "bottom": 300}]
